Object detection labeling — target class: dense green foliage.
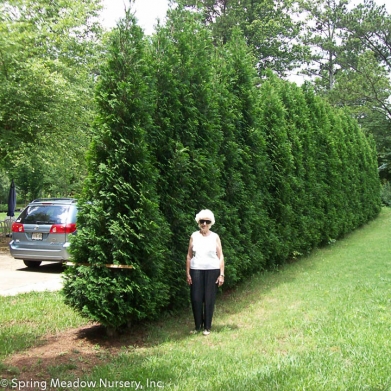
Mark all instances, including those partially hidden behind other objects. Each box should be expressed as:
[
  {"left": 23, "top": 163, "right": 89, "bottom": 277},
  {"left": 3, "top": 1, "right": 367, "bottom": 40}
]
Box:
[
  {"left": 63, "top": 15, "right": 171, "bottom": 328},
  {"left": 0, "top": 0, "right": 103, "bottom": 200},
  {"left": 63, "top": 9, "right": 381, "bottom": 329}
]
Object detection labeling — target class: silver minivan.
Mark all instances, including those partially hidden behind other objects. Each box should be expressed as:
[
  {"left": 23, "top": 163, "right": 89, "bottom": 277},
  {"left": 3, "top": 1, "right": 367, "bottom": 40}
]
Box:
[{"left": 9, "top": 198, "right": 77, "bottom": 267}]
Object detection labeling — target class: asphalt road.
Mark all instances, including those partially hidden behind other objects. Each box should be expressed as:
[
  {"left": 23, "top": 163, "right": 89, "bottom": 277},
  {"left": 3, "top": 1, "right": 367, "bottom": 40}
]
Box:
[{"left": 0, "top": 246, "right": 63, "bottom": 296}]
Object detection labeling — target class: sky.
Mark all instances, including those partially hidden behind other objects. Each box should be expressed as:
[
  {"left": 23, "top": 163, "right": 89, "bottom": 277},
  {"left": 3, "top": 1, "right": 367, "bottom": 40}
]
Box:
[{"left": 101, "top": 0, "right": 169, "bottom": 34}]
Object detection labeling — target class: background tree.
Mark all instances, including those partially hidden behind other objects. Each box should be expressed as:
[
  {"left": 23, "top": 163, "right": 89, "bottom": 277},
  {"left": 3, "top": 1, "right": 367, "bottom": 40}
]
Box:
[
  {"left": 298, "top": 0, "right": 350, "bottom": 90},
  {"left": 0, "top": 0, "right": 103, "bottom": 197},
  {"left": 177, "top": 0, "right": 308, "bottom": 76},
  {"left": 332, "top": 1, "right": 391, "bottom": 180},
  {"left": 296, "top": 0, "right": 391, "bottom": 185}
]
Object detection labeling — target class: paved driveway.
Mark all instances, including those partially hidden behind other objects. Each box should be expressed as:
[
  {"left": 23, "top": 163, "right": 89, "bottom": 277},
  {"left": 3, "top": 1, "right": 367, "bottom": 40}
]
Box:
[{"left": 0, "top": 248, "right": 63, "bottom": 296}]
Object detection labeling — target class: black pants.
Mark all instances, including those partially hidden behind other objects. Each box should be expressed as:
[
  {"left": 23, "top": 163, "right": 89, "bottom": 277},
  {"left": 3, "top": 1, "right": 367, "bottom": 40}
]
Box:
[{"left": 190, "top": 269, "right": 220, "bottom": 331}]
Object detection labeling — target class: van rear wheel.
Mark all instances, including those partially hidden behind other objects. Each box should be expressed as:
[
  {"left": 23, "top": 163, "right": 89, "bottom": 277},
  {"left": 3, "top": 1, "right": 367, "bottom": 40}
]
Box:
[{"left": 23, "top": 260, "right": 42, "bottom": 267}]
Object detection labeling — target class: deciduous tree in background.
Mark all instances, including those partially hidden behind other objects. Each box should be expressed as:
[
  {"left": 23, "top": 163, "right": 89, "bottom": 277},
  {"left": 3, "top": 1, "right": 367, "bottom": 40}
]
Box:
[
  {"left": 297, "top": 0, "right": 391, "bottom": 179},
  {"left": 0, "top": 0, "right": 103, "bottom": 197},
  {"left": 178, "top": 0, "right": 308, "bottom": 76}
]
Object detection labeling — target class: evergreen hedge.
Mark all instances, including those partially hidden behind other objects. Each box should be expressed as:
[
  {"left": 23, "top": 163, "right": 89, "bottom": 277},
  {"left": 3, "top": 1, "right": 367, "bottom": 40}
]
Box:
[{"left": 63, "top": 9, "right": 381, "bottom": 330}]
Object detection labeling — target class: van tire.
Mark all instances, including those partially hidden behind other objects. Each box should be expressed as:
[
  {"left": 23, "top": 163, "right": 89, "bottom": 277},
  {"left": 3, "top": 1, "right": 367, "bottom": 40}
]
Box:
[{"left": 23, "top": 260, "right": 42, "bottom": 267}]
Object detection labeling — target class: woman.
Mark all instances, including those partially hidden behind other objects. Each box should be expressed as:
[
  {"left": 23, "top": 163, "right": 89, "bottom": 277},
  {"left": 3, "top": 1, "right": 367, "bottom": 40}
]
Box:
[{"left": 186, "top": 209, "right": 225, "bottom": 335}]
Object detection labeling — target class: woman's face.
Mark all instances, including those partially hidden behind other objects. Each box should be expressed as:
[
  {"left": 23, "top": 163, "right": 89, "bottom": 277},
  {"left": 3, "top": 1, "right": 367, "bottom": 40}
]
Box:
[{"left": 198, "top": 218, "right": 212, "bottom": 234}]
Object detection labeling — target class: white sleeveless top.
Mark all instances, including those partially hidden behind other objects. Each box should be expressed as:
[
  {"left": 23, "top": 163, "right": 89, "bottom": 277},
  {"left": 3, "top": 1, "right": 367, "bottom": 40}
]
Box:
[{"left": 190, "top": 231, "right": 220, "bottom": 270}]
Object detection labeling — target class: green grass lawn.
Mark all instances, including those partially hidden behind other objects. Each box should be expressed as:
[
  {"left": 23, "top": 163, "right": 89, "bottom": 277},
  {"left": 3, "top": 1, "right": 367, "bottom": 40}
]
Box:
[
  {"left": 0, "top": 292, "right": 88, "bottom": 360},
  {"left": 1, "top": 208, "right": 391, "bottom": 390}
]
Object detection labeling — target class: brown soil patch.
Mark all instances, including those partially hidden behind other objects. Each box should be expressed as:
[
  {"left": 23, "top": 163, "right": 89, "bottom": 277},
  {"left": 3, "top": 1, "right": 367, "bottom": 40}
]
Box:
[{"left": 1, "top": 323, "right": 151, "bottom": 389}]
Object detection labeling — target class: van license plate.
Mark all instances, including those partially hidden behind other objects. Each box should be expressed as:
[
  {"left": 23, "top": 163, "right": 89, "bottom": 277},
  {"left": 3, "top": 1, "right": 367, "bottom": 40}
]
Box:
[{"left": 32, "top": 232, "right": 42, "bottom": 240}]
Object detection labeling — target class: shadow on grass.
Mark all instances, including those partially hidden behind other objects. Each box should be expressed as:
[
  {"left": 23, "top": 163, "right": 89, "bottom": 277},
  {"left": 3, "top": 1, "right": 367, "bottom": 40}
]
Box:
[{"left": 70, "top": 262, "right": 304, "bottom": 344}]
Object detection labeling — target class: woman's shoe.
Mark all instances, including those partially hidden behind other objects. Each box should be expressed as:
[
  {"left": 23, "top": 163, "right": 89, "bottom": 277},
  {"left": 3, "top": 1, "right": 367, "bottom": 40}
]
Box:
[{"left": 203, "top": 329, "right": 211, "bottom": 336}]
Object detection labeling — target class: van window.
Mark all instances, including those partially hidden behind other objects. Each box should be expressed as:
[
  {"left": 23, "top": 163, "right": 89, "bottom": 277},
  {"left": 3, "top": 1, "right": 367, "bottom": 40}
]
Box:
[{"left": 17, "top": 205, "right": 73, "bottom": 225}]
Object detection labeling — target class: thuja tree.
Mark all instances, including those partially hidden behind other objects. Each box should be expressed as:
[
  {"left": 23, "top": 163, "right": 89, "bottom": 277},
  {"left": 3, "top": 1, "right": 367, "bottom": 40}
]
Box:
[
  {"left": 337, "top": 112, "right": 381, "bottom": 228},
  {"left": 301, "top": 84, "right": 337, "bottom": 240},
  {"left": 146, "top": 8, "right": 224, "bottom": 302},
  {"left": 276, "top": 79, "right": 321, "bottom": 253},
  {"left": 301, "top": 85, "right": 381, "bottom": 241},
  {"left": 258, "top": 76, "right": 295, "bottom": 264},
  {"left": 213, "top": 29, "right": 272, "bottom": 284},
  {"left": 259, "top": 76, "right": 380, "bottom": 263},
  {"left": 63, "top": 15, "right": 171, "bottom": 329}
]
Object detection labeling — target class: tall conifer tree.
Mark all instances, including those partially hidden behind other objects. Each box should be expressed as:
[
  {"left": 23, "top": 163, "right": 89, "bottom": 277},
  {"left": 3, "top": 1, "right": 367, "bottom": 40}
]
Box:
[
  {"left": 147, "top": 8, "right": 223, "bottom": 299},
  {"left": 63, "top": 14, "right": 170, "bottom": 329},
  {"left": 215, "top": 29, "right": 272, "bottom": 282}
]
